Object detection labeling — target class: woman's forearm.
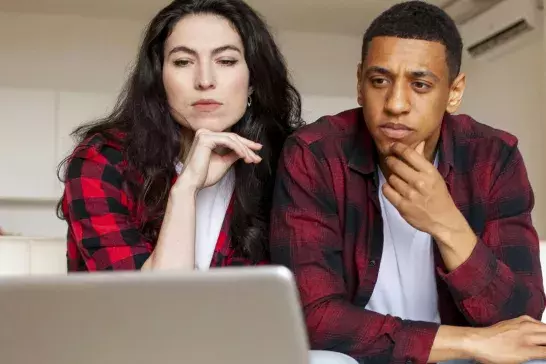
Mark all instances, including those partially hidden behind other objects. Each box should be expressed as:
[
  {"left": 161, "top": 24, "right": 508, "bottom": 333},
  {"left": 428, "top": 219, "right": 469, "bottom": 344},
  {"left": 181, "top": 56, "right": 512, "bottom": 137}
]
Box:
[{"left": 142, "top": 178, "right": 198, "bottom": 271}]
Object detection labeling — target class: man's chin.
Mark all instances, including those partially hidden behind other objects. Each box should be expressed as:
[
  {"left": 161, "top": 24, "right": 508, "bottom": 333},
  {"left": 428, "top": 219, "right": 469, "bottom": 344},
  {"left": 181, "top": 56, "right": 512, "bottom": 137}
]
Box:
[{"left": 376, "top": 139, "right": 407, "bottom": 152}]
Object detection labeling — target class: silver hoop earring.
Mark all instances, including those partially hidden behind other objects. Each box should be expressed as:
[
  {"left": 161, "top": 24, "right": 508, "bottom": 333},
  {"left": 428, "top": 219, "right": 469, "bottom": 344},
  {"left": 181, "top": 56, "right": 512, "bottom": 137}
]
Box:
[{"left": 247, "top": 95, "right": 252, "bottom": 107}]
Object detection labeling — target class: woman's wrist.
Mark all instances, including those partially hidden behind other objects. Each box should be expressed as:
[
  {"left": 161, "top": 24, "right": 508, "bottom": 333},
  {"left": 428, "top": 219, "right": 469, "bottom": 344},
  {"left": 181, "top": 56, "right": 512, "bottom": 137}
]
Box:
[{"left": 170, "top": 173, "right": 200, "bottom": 198}]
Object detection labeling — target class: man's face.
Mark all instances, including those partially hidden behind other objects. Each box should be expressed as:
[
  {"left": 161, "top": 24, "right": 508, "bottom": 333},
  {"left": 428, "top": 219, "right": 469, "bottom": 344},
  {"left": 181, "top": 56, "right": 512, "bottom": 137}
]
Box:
[{"left": 357, "top": 36, "right": 465, "bottom": 158}]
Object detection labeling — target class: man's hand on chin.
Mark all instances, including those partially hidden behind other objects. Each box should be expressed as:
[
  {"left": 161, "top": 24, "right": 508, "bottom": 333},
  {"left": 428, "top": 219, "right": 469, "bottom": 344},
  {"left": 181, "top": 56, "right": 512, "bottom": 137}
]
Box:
[{"left": 381, "top": 141, "right": 477, "bottom": 271}]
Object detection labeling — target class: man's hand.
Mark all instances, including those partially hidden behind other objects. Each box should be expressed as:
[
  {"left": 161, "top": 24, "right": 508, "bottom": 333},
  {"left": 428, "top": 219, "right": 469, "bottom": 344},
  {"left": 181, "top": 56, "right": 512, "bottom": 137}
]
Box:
[
  {"left": 382, "top": 142, "right": 477, "bottom": 270},
  {"left": 466, "top": 315, "right": 546, "bottom": 364},
  {"left": 430, "top": 316, "right": 546, "bottom": 363},
  {"left": 382, "top": 141, "right": 468, "bottom": 237}
]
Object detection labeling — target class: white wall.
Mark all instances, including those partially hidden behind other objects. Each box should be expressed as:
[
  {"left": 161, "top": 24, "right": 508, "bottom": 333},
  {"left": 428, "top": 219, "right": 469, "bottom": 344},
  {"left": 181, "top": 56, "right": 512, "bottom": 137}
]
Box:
[
  {"left": 0, "top": 12, "right": 141, "bottom": 93},
  {"left": 0, "top": 11, "right": 357, "bottom": 238},
  {"left": 457, "top": 17, "right": 545, "bottom": 237},
  {"left": 1, "top": 9, "right": 543, "bottom": 239}
]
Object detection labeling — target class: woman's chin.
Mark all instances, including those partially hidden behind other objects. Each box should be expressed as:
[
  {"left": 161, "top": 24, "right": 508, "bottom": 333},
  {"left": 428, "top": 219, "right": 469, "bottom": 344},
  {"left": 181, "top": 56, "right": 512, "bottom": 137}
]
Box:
[{"left": 181, "top": 115, "right": 239, "bottom": 133}]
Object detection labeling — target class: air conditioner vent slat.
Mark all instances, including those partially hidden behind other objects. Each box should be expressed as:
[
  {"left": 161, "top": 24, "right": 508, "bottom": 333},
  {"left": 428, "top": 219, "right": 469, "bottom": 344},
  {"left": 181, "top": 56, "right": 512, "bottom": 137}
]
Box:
[
  {"left": 446, "top": 0, "right": 540, "bottom": 58},
  {"left": 466, "top": 19, "right": 532, "bottom": 57}
]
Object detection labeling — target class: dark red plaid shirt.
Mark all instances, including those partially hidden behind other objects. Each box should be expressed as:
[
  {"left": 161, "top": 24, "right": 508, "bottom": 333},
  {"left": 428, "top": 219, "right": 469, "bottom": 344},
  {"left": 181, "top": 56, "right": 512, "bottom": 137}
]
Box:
[
  {"left": 62, "top": 132, "right": 256, "bottom": 271},
  {"left": 270, "top": 108, "right": 545, "bottom": 364}
]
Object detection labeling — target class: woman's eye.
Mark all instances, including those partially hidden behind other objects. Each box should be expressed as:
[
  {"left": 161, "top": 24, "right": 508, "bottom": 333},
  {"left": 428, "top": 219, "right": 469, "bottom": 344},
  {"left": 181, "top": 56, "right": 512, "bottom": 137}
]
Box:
[
  {"left": 218, "top": 59, "right": 238, "bottom": 66},
  {"left": 173, "top": 59, "right": 191, "bottom": 67}
]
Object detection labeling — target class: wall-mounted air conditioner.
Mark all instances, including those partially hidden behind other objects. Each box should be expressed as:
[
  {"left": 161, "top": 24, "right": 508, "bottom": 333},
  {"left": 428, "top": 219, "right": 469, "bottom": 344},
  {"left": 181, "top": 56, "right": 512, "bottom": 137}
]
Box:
[{"left": 443, "top": 0, "right": 542, "bottom": 58}]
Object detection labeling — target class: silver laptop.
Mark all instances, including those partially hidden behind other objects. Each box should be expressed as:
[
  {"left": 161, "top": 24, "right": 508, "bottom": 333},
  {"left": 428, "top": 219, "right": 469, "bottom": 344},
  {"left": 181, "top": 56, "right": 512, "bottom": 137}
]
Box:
[{"left": 0, "top": 266, "right": 309, "bottom": 364}]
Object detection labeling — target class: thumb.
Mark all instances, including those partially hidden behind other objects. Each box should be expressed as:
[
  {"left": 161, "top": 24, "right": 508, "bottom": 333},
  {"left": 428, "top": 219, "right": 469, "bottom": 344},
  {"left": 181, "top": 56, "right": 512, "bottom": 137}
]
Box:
[{"left": 416, "top": 141, "right": 425, "bottom": 156}]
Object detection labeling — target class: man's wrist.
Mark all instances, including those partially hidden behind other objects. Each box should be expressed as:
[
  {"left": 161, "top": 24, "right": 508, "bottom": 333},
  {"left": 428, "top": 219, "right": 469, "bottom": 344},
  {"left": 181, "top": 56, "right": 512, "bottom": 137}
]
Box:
[
  {"left": 459, "top": 327, "right": 485, "bottom": 360},
  {"left": 432, "top": 214, "right": 476, "bottom": 250},
  {"left": 429, "top": 325, "right": 477, "bottom": 362},
  {"left": 434, "top": 227, "right": 471, "bottom": 249},
  {"left": 431, "top": 220, "right": 477, "bottom": 272}
]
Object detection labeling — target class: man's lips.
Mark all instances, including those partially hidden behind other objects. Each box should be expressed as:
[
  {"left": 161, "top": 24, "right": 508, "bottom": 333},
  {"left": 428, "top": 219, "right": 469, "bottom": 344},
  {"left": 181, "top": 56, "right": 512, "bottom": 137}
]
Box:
[{"left": 379, "top": 123, "right": 414, "bottom": 139}]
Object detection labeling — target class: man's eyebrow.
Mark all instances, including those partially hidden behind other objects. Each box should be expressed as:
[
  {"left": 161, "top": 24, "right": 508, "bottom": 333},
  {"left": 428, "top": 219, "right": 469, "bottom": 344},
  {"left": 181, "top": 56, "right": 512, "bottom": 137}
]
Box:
[
  {"left": 365, "top": 66, "right": 391, "bottom": 77},
  {"left": 410, "top": 70, "right": 440, "bottom": 82},
  {"left": 365, "top": 66, "right": 440, "bottom": 81}
]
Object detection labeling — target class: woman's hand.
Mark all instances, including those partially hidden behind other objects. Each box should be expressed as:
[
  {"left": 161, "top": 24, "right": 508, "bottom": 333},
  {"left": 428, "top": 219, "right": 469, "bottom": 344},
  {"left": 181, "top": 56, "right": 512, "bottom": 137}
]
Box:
[
  {"left": 175, "top": 129, "right": 262, "bottom": 191},
  {"left": 145, "top": 129, "right": 262, "bottom": 271}
]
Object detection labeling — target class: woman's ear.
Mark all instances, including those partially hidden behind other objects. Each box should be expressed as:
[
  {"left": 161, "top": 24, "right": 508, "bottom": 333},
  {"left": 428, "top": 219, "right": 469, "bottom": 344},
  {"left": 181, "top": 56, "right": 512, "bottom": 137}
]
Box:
[{"left": 248, "top": 86, "right": 254, "bottom": 96}]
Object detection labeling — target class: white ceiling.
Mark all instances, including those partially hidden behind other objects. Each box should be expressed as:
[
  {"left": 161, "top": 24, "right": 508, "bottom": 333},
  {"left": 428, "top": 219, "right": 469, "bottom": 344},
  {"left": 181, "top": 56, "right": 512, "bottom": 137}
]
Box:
[{"left": 0, "top": 0, "right": 452, "bottom": 35}]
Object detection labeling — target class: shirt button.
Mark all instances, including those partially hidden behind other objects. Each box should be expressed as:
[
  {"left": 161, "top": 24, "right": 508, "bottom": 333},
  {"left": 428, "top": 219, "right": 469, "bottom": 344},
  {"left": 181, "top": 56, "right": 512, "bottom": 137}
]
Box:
[{"left": 369, "top": 259, "right": 376, "bottom": 267}]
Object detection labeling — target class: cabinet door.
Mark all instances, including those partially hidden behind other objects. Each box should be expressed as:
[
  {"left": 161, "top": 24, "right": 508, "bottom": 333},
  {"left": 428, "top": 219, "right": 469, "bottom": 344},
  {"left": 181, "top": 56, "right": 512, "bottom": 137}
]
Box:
[
  {"left": 0, "top": 237, "right": 30, "bottom": 276},
  {"left": 30, "top": 238, "right": 67, "bottom": 275},
  {"left": 0, "top": 88, "right": 57, "bottom": 199}
]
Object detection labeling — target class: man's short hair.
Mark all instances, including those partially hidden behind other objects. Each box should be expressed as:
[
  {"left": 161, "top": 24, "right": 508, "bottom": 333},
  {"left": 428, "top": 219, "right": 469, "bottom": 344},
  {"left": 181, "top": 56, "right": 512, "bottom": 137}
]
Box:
[{"left": 361, "top": 1, "right": 463, "bottom": 82}]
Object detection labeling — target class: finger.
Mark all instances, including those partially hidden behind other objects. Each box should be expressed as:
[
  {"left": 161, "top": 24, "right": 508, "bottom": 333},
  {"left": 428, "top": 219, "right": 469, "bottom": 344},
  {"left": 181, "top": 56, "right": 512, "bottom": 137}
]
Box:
[
  {"left": 416, "top": 141, "right": 425, "bottom": 156},
  {"left": 388, "top": 173, "right": 419, "bottom": 201},
  {"left": 220, "top": 151, "right": 244, "bottom": 168},
  {"left": 205, "top": 134, "right": 253, "bottom": 163},
  {"left": 231, "top": 137, "right": 262, "bottom": 163},
  {"left": 527, "top": 347, "right": 546, "bottom": 361},
  {"left": 216, "top": 133, "right": 261, "bottom": 163},
  {"left": 196, "top": 131, "right": 261, "bottom": 163},
  {"left": 239, "top": 137, "right": 263, "bottom": 150},
  {"left": 195, "top": 128, "right": 211, "bottom": 137},
  {"left": 234, "top": 137, "right": 262, "bottom": 162},
  {"left": 224, "top": 134, "right": 257, "bottom": 162},
  {"left": 385, "top": 156, "right": 423, "bottom": 187},
  {"left": 390, "top": 142, "right": 433, "bottom": 173},
  {"left": 382, "top": 182, "right": 404, "bottom": 209},
  {"left": 525, "top": 333, "right": 546, "bottom": 346},
  {"left": 229, "top": 133, "right": 263, "bottom": 150},
  {"left": 527, "top": 321, "right": 546, "bottom": 334}
]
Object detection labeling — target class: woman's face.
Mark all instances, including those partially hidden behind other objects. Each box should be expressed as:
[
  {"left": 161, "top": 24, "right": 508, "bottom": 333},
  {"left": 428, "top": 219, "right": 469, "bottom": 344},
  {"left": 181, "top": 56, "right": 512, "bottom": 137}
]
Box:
[{"left": 162, "top": 14, "right": 251, "bottom": 133}]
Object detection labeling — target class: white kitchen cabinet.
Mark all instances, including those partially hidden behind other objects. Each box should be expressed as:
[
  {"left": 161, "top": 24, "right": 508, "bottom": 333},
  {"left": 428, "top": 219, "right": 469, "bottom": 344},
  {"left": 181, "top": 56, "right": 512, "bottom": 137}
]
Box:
[{"left": 0, "top": 88, "right": 57, "bottom": 199}]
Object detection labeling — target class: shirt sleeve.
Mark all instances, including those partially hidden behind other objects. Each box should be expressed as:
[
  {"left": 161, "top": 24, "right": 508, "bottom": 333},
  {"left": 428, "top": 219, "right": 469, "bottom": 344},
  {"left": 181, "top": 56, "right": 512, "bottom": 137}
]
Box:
[
  {"left": 269, "top": 136, "right": 439, "bottom": 364},
  {"left": 437, "top": 143, "right": 545, "bottom": 324},
  {"left": 63, "top": 143, "right": 153, "bottom": 271}
]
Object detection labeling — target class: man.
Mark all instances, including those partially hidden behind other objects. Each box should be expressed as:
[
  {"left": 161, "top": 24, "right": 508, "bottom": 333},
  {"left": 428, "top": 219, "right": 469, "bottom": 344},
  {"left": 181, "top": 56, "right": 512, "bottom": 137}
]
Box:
[{"left": 270, "top": 1, "right": 546, "bottom": 363}]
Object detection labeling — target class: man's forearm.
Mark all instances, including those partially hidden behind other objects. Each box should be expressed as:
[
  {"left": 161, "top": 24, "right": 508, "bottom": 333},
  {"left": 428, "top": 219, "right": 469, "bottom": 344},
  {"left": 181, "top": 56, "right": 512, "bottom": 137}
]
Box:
[{"left": 428, "top": 325, "right": 474, "bottom": 362}]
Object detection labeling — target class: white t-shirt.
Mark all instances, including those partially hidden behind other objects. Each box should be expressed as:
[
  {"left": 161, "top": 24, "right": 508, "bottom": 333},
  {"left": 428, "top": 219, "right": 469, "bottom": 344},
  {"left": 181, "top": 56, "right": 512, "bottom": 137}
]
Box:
[
  {"left": 365, "top": 166, "right": 440, "bottom": 322},
  {"left": 365, "top": 160, "right": 473, "bottom": 364},
  {"left": 176, "top": 163, "right": 235, "bottom": 270}
]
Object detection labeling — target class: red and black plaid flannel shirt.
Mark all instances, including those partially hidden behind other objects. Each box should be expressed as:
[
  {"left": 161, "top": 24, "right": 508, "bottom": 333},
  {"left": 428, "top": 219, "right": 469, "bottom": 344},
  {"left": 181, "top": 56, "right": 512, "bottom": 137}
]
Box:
[
  {"left": 270, "top": 108, "right": 545, "bottom": 364},
  {"left": 62, "top": 132, "right": 254, "bottom": 271}
]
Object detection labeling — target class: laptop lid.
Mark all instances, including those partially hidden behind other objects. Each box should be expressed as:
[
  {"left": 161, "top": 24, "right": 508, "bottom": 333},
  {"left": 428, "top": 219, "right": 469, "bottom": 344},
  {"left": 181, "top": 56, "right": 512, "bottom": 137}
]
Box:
[{"left": 0, "top": 266, "right": 309, "bottom": 364}]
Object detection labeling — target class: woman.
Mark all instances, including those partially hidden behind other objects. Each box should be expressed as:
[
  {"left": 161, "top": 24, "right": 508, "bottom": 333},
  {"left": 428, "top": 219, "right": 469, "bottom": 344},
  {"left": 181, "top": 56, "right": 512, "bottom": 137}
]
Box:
[
  {"left": 57, "top": 0, "right": 302, "bottom": 271},
  {"left": 57, "top": 1, "right": 358, "bottom": 363}
]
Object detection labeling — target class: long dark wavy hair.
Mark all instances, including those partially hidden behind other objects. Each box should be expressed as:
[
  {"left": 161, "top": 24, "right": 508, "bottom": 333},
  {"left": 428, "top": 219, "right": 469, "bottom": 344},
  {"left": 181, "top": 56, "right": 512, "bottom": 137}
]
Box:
[{"left": 56, "top": 0, "right": 303, "bottom": 263}]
